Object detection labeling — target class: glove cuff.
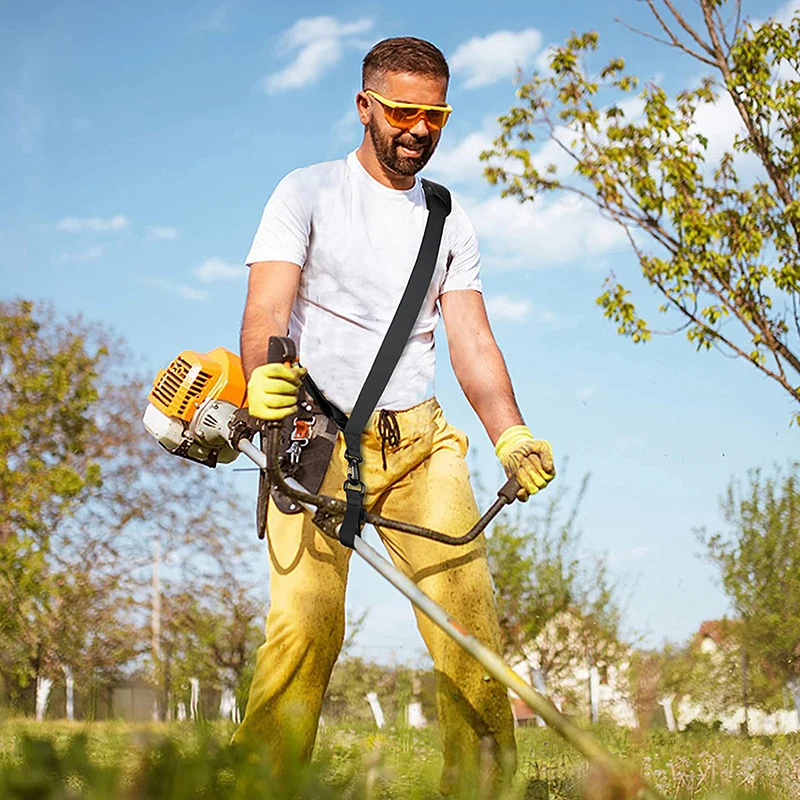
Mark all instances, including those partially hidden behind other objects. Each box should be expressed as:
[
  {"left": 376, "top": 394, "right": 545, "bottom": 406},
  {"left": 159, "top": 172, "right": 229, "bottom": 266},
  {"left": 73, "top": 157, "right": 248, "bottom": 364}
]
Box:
[{"left": 494, "top": 424, "right": 534, "bottom": 458}]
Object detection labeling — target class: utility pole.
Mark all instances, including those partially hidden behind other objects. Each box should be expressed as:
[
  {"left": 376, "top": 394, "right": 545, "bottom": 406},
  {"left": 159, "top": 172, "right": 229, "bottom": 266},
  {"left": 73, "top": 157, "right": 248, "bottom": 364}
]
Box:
[
  {"left": 152, "top": 538, "right": 162, "bottom": 722},
  {"left": 741, "top": 647, "right": 749, "bottom": 736}
]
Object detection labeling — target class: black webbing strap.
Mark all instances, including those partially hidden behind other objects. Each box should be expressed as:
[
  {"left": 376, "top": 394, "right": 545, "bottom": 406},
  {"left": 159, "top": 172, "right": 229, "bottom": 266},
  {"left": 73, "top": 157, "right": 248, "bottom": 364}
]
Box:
[{"left": 303, "top": 178, "right": 452, "bottom": 548}]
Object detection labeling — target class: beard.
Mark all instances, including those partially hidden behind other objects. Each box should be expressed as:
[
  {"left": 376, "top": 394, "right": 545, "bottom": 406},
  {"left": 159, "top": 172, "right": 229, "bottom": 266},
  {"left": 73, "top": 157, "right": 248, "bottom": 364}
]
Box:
[{"left": 368, "top": 117, "right": 438, "bottom": 176}]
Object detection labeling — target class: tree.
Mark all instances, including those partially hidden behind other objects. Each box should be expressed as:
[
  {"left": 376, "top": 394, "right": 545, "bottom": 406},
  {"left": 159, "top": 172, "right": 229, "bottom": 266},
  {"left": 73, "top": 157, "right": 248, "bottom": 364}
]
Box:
[
  {"left": 51, "top": 352, "right": 265, "bottom": 720},
  {"left": 0, "top": 299, "right": 265, "bottom": 719},
  {"left": 0, "top": 299, "right": 110, "bottom": 693},
  {"left": 482, "top": 1, "right": 800, "bottom": 422},
  {"left": 700, "top": 461, "right": 800, "bottom": 719},
  {"left": 486, "top": 472, "right": 625, "bottom": 701},
  {"left": 633, "top": 621, "right": 784, "bottom": 732},
  {"left": 323, "top": 658, "right": 436, "bottom": 728},
  {"left": 154, "top": 519, "right": 266, "bottom": 719},
  {"left": 0, "top": 300, "right": 106, "bottom": 541}
]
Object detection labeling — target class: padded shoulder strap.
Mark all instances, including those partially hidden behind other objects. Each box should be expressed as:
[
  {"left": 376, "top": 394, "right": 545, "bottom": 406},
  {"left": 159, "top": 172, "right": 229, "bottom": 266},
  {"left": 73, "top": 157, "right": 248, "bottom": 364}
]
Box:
[
  {"left": 421, "top": 178, "right": 452, "bottom": 216},
  {"left": 337, "top": 176, "right": 452, "bottom": 547}
]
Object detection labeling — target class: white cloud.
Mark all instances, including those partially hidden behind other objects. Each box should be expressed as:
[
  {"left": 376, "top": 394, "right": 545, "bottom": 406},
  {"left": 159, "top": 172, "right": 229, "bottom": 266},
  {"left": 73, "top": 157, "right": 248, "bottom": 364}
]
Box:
[
  {"left": 485, "top": 294, "right": 578, "bottom": 327},
  {"left": 193, "top": 257, "right": 246, "bottom": 282},
  {"left": 147, "top": 226, "right": 179, "bottom": 241},
  {"left": 55, "top": 214, "right": 129, "bottom": 233},
  {"left": 450, "top": 29, "right": 543, "bottom": 89},
  {"left": 691, "top": 90, "right": 762, "bottom": 170},
  {"left": 773, "top": 0, "right": 799, "bottom": 24},
  {"left": 485, "top": 294, "right": 531, "bottom": 321},
  {"left": 535, "top": 44, "right": 558, "bottom": 73},
  {"left": 532, "top": 94, "right": 645, "bottom": 176},
  {"left": 428, "top": 125, "right": 495, "bottom": 187},
  {"left": 465, "top": 192, "right": 628, "bottom": 269},
  {"left": 54, "top": 245, "right": 104, "bottom": 264},
  {"left": 432, "top": 93, "right": 644, "bottom": 193},
  {"left": 577, "top": 386, "right": 595, "bottom": 400},
  {"left": 264, "top": 16, "right": 373, "bottom": 94},
  {"left": 142, "top": 277, "right": 208, "bottom": 301},
  {"left": 334, "top": 103, "right": 362, "bottom": 144}
]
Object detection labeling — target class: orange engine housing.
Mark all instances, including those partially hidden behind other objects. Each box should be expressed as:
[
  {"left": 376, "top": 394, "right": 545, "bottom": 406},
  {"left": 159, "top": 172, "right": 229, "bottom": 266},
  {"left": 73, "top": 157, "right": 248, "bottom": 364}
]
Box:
[{"left": 148, "top": 347, "right": 247, "bottom": 422}]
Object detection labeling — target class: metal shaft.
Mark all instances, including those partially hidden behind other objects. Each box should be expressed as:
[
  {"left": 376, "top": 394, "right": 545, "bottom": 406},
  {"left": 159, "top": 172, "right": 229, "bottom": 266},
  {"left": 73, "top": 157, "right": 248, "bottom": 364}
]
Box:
[{"left": 237, "top": 437, "right": 663, "bottom": 800}]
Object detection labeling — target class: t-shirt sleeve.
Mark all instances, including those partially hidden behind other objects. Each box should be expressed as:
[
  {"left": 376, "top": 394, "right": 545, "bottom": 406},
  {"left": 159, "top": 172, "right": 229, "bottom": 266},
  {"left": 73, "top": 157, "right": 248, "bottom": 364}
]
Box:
[
  {"left": 245, "top": 169, "right": 311, "bottom": 267},
  {"left": 440, "top": 195, "right": 483, "bottom": 294}
]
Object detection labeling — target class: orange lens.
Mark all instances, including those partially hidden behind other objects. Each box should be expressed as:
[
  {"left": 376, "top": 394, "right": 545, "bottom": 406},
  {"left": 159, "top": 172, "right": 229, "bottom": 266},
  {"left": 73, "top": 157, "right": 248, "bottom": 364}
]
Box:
[
  {"left": 367, "top": 91, "right": 452, "bottom": 130},
  {"left": 385, "top": 106, "right": 449, "bottom": 130},
  {"left": 370, "top": 96, "right": 449, "bottom": 130}
]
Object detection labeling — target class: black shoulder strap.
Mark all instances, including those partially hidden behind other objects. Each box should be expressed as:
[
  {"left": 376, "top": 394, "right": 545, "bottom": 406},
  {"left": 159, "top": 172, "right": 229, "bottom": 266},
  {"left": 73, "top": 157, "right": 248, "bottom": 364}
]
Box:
[
  {"left": 343, "top": 179, "right": 450, "bottom": 458},
  {"left": 304, "top": 177, "right": 451, "bottom": 547}
]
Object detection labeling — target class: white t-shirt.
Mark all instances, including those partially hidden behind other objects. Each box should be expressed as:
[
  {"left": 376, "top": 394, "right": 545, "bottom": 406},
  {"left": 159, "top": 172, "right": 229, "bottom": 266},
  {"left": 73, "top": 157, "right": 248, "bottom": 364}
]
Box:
[{"left": 245, "top": 150, "right": 482, "bottom": 413}]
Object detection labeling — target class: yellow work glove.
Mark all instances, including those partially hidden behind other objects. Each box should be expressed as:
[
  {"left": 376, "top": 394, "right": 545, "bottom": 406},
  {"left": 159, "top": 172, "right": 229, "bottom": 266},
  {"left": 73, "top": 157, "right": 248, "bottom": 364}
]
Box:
[
  {"left": 246, "top": 362, "right": 307, "bottom": 421},
  {"left": 495, "top": 425, "right": 555, "bottom": 502}
]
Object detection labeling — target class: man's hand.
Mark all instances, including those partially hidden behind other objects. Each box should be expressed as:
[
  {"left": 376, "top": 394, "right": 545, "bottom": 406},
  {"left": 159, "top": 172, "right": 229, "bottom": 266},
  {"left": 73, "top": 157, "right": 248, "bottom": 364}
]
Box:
[
  {"left": 495, "top": 425, "right": 555, "bottom": 502},
  {"left": 246, "top": 362, "right": 307, "bottom": 421}
]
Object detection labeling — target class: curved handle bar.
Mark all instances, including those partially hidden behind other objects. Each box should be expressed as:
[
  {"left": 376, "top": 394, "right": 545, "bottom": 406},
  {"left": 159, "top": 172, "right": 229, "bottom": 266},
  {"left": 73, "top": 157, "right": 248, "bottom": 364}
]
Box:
[{"left": 262, "top": 423, "right": 521, "bottom": 545}]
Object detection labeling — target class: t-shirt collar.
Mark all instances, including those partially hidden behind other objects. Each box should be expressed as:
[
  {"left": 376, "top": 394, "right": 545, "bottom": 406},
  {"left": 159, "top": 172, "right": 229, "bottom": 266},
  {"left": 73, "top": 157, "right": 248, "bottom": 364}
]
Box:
[{"left": 347, "top": 150, "right": 421, "bottom": 198}]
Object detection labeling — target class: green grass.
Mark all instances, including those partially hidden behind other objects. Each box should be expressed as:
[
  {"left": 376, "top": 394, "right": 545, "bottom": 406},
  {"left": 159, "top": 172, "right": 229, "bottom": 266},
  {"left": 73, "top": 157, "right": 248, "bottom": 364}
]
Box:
[{"left": 0, "top": 718, "right": 796, "bottom": 799}]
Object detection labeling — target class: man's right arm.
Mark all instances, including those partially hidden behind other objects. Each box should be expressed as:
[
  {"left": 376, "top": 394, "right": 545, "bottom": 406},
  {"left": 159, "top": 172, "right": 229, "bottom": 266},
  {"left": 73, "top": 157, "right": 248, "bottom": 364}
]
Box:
[{"left": 240, "top": 260, "right": 302, "bottom": 381}]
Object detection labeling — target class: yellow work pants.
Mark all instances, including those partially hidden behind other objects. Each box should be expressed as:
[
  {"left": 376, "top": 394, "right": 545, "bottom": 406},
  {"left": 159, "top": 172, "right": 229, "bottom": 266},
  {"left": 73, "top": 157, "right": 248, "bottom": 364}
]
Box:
[{"left": 233, "top": 397, "right": 516, "bottom": 794}]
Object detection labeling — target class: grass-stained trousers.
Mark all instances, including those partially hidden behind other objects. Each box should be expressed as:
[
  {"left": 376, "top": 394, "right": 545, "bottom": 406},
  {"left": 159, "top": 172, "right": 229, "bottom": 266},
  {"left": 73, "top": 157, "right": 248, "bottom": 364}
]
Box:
[{"left": 232, "top": 396, "right": 517, "bottom": 795}]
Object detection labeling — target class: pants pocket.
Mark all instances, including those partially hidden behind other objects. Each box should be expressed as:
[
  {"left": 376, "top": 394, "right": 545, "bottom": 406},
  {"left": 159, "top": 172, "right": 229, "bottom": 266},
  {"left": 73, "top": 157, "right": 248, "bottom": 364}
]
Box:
[{"left": 448, "top": 425, "right": 469, "bottom": 458}]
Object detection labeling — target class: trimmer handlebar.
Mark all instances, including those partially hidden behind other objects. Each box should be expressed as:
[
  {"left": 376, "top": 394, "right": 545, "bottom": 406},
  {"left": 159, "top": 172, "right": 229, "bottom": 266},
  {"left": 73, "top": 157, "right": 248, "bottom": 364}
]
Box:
[
  {"left": 267, "top": 336, "right": 297, "bottom": 366},
  {"left": 257, "top": 335, "right": 521, "bottom": 546}
]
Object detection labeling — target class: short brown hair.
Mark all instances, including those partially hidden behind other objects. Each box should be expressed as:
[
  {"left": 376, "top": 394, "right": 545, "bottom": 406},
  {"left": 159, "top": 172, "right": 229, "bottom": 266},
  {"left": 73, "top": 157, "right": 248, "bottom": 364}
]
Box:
[{"left": 362, "top": 37, "right": 449, "bottom": 89}]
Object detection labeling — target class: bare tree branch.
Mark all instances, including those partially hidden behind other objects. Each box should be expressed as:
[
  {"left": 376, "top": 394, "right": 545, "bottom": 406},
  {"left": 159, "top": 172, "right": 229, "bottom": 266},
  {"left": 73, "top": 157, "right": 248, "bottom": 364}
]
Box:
[
  {"left": 616, "top": 14, "right": 717, "bottom": 66},
  {"left": 658, "top": 0, "right": 717, "bottom": 55}
]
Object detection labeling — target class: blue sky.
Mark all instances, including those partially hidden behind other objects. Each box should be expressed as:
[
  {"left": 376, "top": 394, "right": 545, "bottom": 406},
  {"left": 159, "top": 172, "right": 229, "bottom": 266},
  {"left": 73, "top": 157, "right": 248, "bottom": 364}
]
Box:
[{"left": 2, "top": 0, "right": 797, "bottom": 665}]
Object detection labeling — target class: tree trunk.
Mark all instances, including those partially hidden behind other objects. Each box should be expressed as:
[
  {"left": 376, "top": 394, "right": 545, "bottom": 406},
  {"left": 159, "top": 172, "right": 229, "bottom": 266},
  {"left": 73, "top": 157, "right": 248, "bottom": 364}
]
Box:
[
  {"left": 62, "top": 665, "right": 74, "bottom": 721},
  {"left": 219, "top": 685, "right": 238, "bottom": 722},
  {"left": 657, "top": 695, "right": 676, "bottom": 732},
  {"left": 787, "top": 676, "right": 800, "bottom": 727},
  {"left": 35, "top": 676, "right": 53, "bottom": 721},
  {"left": 528, "top": 660, "right": 548, "bottom": 727},
  {"left": 190, "top": 678, "right": 200, "bottom": 720},
  {"left": 365, "top": 691, "right": 385, "bottom": 728},
  {"left": 589, "top": 664, "right": 601, "bottom": 724}
]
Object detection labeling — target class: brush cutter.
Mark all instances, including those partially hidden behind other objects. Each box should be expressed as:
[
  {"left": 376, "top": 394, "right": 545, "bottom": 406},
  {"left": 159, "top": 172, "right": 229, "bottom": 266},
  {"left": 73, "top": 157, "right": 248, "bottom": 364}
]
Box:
[{"left": 143, "top": 338, "right": 663, "bottom": 800}]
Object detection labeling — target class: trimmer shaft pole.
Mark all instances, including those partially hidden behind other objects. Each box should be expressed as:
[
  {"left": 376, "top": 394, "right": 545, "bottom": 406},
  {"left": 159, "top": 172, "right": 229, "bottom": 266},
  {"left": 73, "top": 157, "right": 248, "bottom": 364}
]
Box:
[{"left": 236, "top": 437, "right": 662, "bottom": 800}]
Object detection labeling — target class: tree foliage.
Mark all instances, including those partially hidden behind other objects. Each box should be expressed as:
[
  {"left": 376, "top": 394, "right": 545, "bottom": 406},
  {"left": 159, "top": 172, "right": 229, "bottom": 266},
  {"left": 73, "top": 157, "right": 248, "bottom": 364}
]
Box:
[
  {"left": 1, "top": 300, "right": 109, "bottom": 687},
  {"left": 700, "top": 461, "right": 800, "bottom": 713},
  {"left": 0, "top": 299, "right": 265, "bottom": 716},
  {"left": 635, "top": 621, "right": 785, "bottom": 730},
  {"left": 483, "top": 0, "right": 800, "bottom": 422},
  {"left": 0, "top": 299, "right": 104, "bottom": 546},
  {"left": 486, "top": 472, "right": 624, "bottom": 692}
]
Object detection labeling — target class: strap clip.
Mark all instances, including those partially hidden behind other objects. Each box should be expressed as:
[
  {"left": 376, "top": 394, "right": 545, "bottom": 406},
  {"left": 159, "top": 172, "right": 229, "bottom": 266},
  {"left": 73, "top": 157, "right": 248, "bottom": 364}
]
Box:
[{"left": 343, "top": 454, "right": 365, "bottom": 495}]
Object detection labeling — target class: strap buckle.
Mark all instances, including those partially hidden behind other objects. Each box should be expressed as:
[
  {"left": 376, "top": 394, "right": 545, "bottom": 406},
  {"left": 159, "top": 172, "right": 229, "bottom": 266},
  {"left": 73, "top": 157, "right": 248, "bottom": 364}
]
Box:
[{"left": 343, "top": 454, "right": 365, "bottom": 495}]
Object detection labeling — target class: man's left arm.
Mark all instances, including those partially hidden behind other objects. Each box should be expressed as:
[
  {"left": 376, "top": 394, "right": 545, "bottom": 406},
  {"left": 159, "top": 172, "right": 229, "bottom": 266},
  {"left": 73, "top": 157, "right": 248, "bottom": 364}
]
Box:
[
  {"left": 439, "top": 289, "right": 522, "bottom": 445},
  {"left": 440, "top": 289, "right": 556, "bottom": 498}
]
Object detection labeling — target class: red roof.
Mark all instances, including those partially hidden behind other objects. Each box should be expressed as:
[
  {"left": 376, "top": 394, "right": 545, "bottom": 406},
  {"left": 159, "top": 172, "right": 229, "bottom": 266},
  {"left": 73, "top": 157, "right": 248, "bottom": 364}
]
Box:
[
  {"left": 695, "top": 619, "right": 741, "bottom": 648},
  {"left": 511, "top": 698, "right": 536, "bottom": 721}
]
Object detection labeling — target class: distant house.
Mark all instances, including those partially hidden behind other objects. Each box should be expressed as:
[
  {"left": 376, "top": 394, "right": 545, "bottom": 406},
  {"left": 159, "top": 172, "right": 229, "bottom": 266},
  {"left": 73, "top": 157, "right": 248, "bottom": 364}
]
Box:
[
  {"left": 510, "top": 697, "right": 539, "bottom": 727},
  {"left": 507, "top": 615, "right": 800, "bottom": 735},
  {"left": 696, "top": 619, "right": 729, "bottom": 653},
  {"left": 507, "top": 609, "right": 637, "bottom": 728},
  {"left": 675, "top": 619, "right": 799, "bottom": 735}
]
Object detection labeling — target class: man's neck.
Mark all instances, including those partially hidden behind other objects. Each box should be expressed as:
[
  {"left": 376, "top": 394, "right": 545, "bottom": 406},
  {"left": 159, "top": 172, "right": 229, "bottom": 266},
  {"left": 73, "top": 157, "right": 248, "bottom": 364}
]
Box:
[{"left": 355, "top": 144, "right": 415, "bottom": 190}]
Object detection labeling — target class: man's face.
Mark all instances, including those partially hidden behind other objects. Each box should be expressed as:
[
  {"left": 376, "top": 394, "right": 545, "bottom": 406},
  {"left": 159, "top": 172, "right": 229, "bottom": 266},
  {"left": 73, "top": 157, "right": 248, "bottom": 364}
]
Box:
[{"left": 360, "top": 72, "right": 448, "bottom": 177}]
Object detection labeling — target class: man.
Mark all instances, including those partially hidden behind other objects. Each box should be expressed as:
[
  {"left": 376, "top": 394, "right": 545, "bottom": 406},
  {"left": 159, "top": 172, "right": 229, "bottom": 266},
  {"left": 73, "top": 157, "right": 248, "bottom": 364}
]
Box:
[{"left": 235, "top": 36, "right": 555, "bottom": 794}]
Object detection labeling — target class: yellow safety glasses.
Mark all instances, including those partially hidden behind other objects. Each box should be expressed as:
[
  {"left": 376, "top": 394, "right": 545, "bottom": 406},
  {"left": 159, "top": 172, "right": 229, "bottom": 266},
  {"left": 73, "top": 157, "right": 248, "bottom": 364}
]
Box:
[{"left": 365, "top": 90, "right": 453, "bottom": 130}]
